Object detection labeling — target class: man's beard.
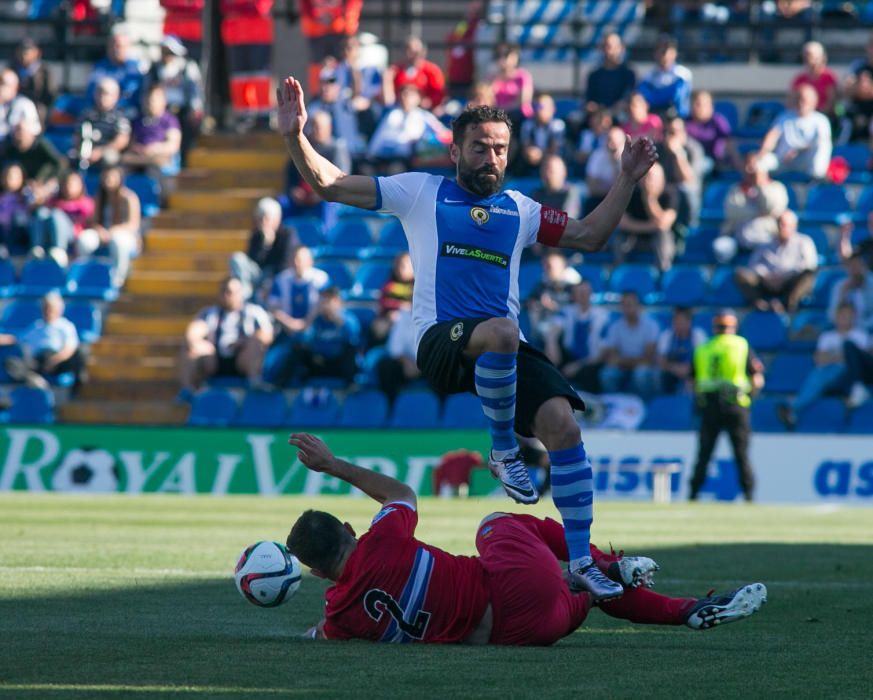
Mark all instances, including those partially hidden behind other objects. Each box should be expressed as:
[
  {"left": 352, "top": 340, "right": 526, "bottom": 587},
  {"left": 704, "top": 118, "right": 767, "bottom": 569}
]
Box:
[{"left": 457, "top": 159, "right": 504, "bottom": 197}]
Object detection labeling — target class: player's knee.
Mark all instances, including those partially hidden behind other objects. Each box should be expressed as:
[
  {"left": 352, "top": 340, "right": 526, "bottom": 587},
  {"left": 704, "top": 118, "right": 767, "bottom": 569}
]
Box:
[
  {"left": 484, "top": 318, "right": 519, "bottom": 353},
  {"left": 535, "top": 398, "right": 581, "bottom": 450}
]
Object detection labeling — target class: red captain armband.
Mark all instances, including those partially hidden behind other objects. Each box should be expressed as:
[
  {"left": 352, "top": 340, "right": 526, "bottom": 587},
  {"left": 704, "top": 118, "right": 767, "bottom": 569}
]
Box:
[{"left": 537, "top": 207, "right": 569, "bottom": 246}]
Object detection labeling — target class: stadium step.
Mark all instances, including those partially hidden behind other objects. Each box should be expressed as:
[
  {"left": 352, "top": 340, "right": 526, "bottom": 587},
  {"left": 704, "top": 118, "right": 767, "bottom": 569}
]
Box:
[
  {"left": 177, "top": 168, "right": 281, "bottom": 190},
  {"left": 104, "top": 314, "right": 190, "bottom": 336},
  {"left": 111, "top": 294, "right": 210, "bottom": 316},
  {"left": 90, "top": 336, "right": 181, "bottom": 360},
  {"left": 125, "top": 272, "right": 225, "bottom": 296},
  {"left": 197, "top": 132, "right": 284, "bottom": 150},
  {"left": 58, "top": 399, "right": 190, "bottom": 425},
  {"left": 167, "top": 188, "right": 271, "bottom": 214},
  {"left": 133, "top": 254, "right": 229, "bottom": 273},
  {"left": 88, "top": 358, "right": 177, "bottom": 382},
  {"left": 146, "top": 229, "right": 247, "bottom": 254},
  {"left": 152, "top": 210, "right": 252, "bottom": 229},
  {"left": 77, "top": 380, "right": 179, "bottom": 401},
  {"left": 187, "top": 148, "right": 286, "bottom": 171}
]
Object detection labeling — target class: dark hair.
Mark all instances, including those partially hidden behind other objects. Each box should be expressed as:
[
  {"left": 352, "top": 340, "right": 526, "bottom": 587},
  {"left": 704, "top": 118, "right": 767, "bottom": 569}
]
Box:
[
  {"left": 673, "top": 306, "right": 692, "bottom": 318},
  {"left": 320, "top": 285, "right": 342, "bottom": 300},
  {"left": 286, "top": 510, "right": 350, "bottom": 573},
  {"left": 451, "top": 105, "right": 513, "bottom": 145},
  {"left": 494, "top": 41, "right": 519, "bottom": 58},
  {"left": 836, "top": 301, "right": 857, "bottom": 313}
]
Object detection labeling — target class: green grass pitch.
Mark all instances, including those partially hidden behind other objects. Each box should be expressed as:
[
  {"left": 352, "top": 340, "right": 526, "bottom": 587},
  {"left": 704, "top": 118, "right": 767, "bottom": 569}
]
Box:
[{"left": 1, "top": 493, "right": 872, "bottom": 699}]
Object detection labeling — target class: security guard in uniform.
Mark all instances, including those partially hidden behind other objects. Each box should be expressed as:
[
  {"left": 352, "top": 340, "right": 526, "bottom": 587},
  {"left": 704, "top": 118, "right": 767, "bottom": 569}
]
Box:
[{"left": 689, "top": 309, "right": 764, "bottom": 501}]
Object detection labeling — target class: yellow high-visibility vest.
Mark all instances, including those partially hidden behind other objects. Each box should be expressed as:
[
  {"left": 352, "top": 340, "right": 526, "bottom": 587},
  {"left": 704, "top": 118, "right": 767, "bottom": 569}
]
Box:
[{"left": 694, "top": 334, "right": 752, "bottom": 407}]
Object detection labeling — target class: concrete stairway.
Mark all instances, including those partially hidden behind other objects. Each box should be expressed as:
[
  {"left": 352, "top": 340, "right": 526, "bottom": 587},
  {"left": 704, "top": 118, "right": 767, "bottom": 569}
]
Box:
[{"left": 58, "top": 133, "right": 284, "bottom": 425}]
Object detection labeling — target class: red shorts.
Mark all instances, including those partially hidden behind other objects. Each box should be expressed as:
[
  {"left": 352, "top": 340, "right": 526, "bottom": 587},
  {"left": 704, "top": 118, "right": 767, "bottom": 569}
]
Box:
[{"left": 475, "top": 514, "right": 591, "bottom": 646}]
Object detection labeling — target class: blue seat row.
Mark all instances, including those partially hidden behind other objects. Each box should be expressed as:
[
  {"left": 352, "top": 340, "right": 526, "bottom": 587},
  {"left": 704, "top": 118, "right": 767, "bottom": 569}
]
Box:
[
  {"left": 0, "top": 299, "right": 102, "bottom": 343},
  {"left": 0, "top": 259, "right": 118, "bottom": 301},
  {"left": 0, "top": 387, "right": 55, "bottom": 424}
]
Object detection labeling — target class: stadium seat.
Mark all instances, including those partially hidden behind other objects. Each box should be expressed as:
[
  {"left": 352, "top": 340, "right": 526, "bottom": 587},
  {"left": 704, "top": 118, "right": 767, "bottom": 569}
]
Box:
[
  {"left": 608, "top": 264, "right": 658, "bottom": 300},
  {"left": 232, "top": 389, "right": 288, "bottom": 428},
  {"left": 377, "top": 221, "right": 408, "bottom": 250},
  {"left": 355, "top": 345, "right": 387, "bottom": 387},
  {"left": 347, "top": 306, "right": 376, "bottom": 333},
  {"left": 787, "top": 310, "right": 829, "bottom": 351},
  {"left": 43, "top": 129, "right": 73, "bottom": 157},
  {"left": 802, "top": 269, "right": 846, "bottom": 309},
  {"left": 47, "top": 93, "right": 89, "bottom": 127},
  {"left": 288, "top": 218, "right": 324, "bottom": 247},
  {"left": 693, "top": 309, "right": 715, "bottom": 333},
  {"left": 187, "top": 389, "right": 238, "bottom": 427},
  {"left": 659, "top": 266, "right": 708, "bottom": 306},
  {"left": 287, "top": 389, "right": 340, "bottom": 427},
  {"left": 553, "top": 97, "right": 579, "bottom": 120},
  {"left": 853, "top": 184, "right": 873, "bottom": 222},
  {"left": 802, "top": 227, "right": 834, "bottom": 265},
  {"left": 574, "top": 264, "right": 606, "bottom": 293},
  {"left": 390, "top": 390, "right": 440, "bottom": 428},
  {"left": 765, "top": 353, "right": 815, "bottom": 394},
  {"left": 750, "top": 398, "right": 785, "bottom": 433},
  {"left": 440, "top": 393, "right": 488, "bottom": 429},
  {"left": 0, "top": 345, "right": 24, "bottom": 384},
  {"left": 714, "top": 99, "right": 740, "bottom": 131},
  {"left": 518, "top": 261, "right": 543, "bottom": 300},
  {"left": 706, "top": 267, "right": 746, "bottom": 307},
  {"left": 0, "top": 300, "right": 41, "bottom": 334},
  {"left": 15, "top": 259, "right": 66, "bottom": 297},
  {"left": 338, "top": 390, "right": 389, "bottom": 428},
  {"left": 507, "top": 177, "right": 539, "bottom": 196},
  {"left": 847, "top": 401, "right": 873, "bottom": 434},
  {"left": 795, "top": 398, "right": 847, "bottom": 433},
  {"left": 65, "top": 260, "right": 118, "bottom": 301},
  {"left": 328, "top": 219, "right": 374, "bottom": 247},
  {"left": 735, "top": 100, "right": 784, "bottom": 139},
  {"left": 700, "top": 181, "right": 732, "bottom": 222},
  {"left": 801, "top": 184, "right": 851, "bottom": 224},
  {"left": 348, "top": 262, "right": 392, "bottom": 300},
  {"left": 63, "top": 301, "right": 102, "bottom": 344},
  {"left": 0, "top": 259, "right": 16, "bottom": 298},
  {"left": 124, "top": 173, "right": 161, "bottom": 218},
  {"left": 832, "top": 143, "right": 872, "bottom": 184},
  {"left": 7, "top": 386, "right": 54, "bottom": 424},
  {"left": 640, "top": 394, "right": 694, "bottom": 431},
  {"left": 679, "top": 226, "right": 717, "bottom": 264},
  {"left": 739, "top": 311, "right": 787, "bottom": 352},
  {"left": 317, "top": 261, "right": 354, "bottom": 290}
]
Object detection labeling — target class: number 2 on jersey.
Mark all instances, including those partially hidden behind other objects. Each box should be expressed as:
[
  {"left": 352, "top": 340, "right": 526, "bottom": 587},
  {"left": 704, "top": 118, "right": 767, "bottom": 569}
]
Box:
[{"left": 364, "top": 588, "right": 432, "bottom": 640}]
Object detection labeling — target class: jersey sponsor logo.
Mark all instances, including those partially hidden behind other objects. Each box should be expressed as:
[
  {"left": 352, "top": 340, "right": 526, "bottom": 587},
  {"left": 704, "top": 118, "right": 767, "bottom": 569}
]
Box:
[
  {"left": 450, "top": 322, "right": 464, "bottom": 341},
  {"left": 441, "top": 242, "right": 509, "bottom": 268},
  {"left": 469, "top": 207, "right": 490, "bottom": 225},
  {"left": 488, "top": 204, "right": 519, "bottom": 217}
]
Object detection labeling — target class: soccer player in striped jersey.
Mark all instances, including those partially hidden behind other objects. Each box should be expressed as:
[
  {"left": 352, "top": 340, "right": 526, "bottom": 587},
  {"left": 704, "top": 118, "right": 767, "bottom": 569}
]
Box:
[{"left": 279, "top": 75, "right": 658, "bottom": 600}]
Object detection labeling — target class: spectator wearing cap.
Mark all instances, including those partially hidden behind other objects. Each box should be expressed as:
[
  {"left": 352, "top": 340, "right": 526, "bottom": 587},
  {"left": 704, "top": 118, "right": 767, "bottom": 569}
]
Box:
[
  {"left": 519, "top": 93, "right": 566, "bottom": 173},
  {"left": 599, "top": 291, "right": 660, "bottom": 399},
  {"left": 637, "top": 35, "right": 693, "bottom": 119},
  {"left": 308, "top": 65, "right": 366, "bottom": 159},
  {"left": 86, "top": 28, "right": 144, "bottom": 116},
  {"left": 0, "top": 120, "right": 65, "bottom": 206},
  {"left": 489, "top": 42, "right": 534, "bottom": 120},
  {"left": 74, "top": 77, "right": 131, "bottom": 170},
  {"left": 685, "top": 90, "right": 735, "bottom": 175},
  {"left": 143, "top": 35, "right": 204, "bottom": 165},
  {"left": 122, "top": 84, "right": 182, "bottom": 179},
  {"left": 584, "top": 32, "right": 636, "bottom": 117},
  {"left": 0, "top": 68, "right": 42, "bottom": 145},
  {"left": 230, "top": 197, "right": 298, "bottom": 300},
  {"left": 656, "top": 306, "right": 707, "bottom": 394},
  {"left": 383, "top": 36, "right": 446, "bottom": 112},
  {"left": 532, "top": 154, "right": 581, "bottom": 219},
  {"left": 10, "top": 38, "right": 55, "bottom": 124}
]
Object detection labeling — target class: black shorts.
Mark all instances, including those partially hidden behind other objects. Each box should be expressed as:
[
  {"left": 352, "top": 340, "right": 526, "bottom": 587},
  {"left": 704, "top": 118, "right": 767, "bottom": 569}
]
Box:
[
  {"left": 416, "top": 318, "right": 585, "bottom": 437},
  {"left": 216, "top": 354, "right": 242, "bottom": 378}
]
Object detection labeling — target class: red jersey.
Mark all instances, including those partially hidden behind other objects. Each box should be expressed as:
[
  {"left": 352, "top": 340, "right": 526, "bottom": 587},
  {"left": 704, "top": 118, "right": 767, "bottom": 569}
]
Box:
[
  {"left": 791, "top": 70, "right": 838, "bottom": 112},
  {"left": 323, "top": 502, "right": 489, "bottom": 643},
  {"left": 392, "top": 61, "right": 446, "bottom": 108}
]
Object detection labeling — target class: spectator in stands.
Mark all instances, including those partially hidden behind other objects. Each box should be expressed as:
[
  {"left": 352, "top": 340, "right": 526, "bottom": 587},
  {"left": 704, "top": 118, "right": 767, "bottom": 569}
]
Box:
[
  {"left": 658, "top": 115, "right": 705, "bottom": 231},
  {"left": 531, "top": 154, "right": 581, "bottom": 219},
  {"left": 685, "top": 90, "right": 734, "bottom": 174},
  {"left": 614, "top": 161, "right": 677, "bottom": 272},
  {"left": 544, "top": 279, "right": 609, "bottom": 394},
  {"left": 519, "top": 93, "right": 566, "bottom": 173},
  {"left": 370, "top": 251, "right": 414, "bottom": 347},
  {"left": 584, "top": 125, "right": 625, "bottom": 215},
  {"left": 86, "top": 28, "right": 144, "bottom": 116},
  {"left": 444, "top": 1, "right": 482, "bottom": 100},
  {"left": 122, "top": 84, "right": 182, "bottom": 179},
  {"left": 734, "top": 209, "right": 817, "bottom": 313},
  {"left": 230, "top": 197, "right": 297, "bottom": 300},
  {"left": 375, "top": 306, "right": 419, "bottom": 402},
  {"left": 308, "top": 65, "right": 366, "bottom": 160},
  {"left": 791, "top": 41, "right": 838, "bottom": 128},
  {"left": 290, "top": 286, "right": 361, "bottom": 386},
  {"left": 179, "top": 276, "right": 274, "bottom": 398},
  {"left": 828, "top": 253, "right": 873, "bottom": 332},
  {"left": 334, "top": 35, "right": 383, "bottom": 137},
  {"left": 0, "top": 292, "right": 82, "bottom": 391},
  {"left": 844, "top": 334, "right": 873, "bottom": 408},
  {"left": 599, "top": 291, "right": 660, "bottom": 399},
  {"left": 466, "top": 81, "right": 496, "bottom": 108},
  {"left": 656, "top": 306, "right": 707, "bottom": 394},
  {"left": 489, "top": 42, "right": 534, "bottom": 120},
  {"left": 74, "top": 77, "right": 131, "bottom": 171},
  {"left": 77, "top": 164, "right": 140, "bottom": 286},
  {"left": 383, "top": 36, "right": 446, "bottom": 112},
  {"left": 287, "top": 111, "right": 349, "bottom": 223},
  {"left": 298, "top": 0, "right": 363, "bottom": 92},
  {"left": 365, "top": 85, "right": 451, "bottom": 174},
  {"left": 779, "top": 302, "right": 867, "bottom": 428},
  {"left": 622, "top": 92, "right": 662, "bottom": 142},
  {"left": 0, "top": 120, "right": 64, "bottom": 206},
  {"left": 839, "top": 215, "right": 873, "bottom": 268},
  {"left": 10, "top": 38, "right": 55, "bottom": 124},
  {"left": 526, "top": 250, "right": 581, "bottom": 348},
  {"left": 844, "top": 32, "right": 873, "bottom": 142},
  {"left": 574, "top": 106, "right": 612, "bottom": 172},
  {"left": 755, "top": 84, "right": 832, "bottom": 180},
  {"left": 0, "top": 163, "right": 31, "bottom": 257},
  {"left": 584, "top": 32, "right": 636, "bottom": 117},
  {"left": 143, "top": 35, "right": 204, "bottom": 165},
  {"left": 30, "top": 171, "right": 95, "bottom": 267},
  {"left": 267, "top": 245, "right": 329, "bottom": 337},
  {"left": 0, "top": 68, "right": 41, "bottom": 144},
  {"left": 637, "top": 35, "right": 692, "bottom": 119},
  {"left": 713, "top": 152, "right": 789, "bottom": 264}
]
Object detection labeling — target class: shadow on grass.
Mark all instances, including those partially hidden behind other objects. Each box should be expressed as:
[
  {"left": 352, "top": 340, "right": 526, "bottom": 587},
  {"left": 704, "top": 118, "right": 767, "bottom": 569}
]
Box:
[{"left": 2, "top": 543, "right": 873, "bottom": 699}]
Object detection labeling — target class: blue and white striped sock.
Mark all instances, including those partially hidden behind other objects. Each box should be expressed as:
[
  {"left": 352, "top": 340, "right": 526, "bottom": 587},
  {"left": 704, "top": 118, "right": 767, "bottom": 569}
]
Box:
[
  {"left": 549, "top": 443, "right": 593, "bottom": 563},
  {"left": 474, "top": 351, "right": 518, "bottom": 456}
]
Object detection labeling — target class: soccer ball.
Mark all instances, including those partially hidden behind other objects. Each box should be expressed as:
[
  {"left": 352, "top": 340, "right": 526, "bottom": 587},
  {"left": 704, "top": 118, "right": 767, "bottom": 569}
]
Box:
[{"left": 234, "top": 541, "right": 302, "bottom": 607}]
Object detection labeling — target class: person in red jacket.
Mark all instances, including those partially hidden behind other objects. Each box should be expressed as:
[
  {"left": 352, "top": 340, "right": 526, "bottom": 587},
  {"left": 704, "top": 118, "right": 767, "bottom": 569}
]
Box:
[{"left": 384, "top": 36, "right": 446, "bottom": 112}]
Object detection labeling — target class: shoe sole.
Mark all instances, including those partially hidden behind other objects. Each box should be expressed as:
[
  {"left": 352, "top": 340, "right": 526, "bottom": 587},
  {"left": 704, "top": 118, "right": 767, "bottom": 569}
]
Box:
[
  {"left": 611, "top": 557, "right": 660, "bottom": 588},
  {"left": 692, "top": 583, "right": 768, "bottom": 629}
]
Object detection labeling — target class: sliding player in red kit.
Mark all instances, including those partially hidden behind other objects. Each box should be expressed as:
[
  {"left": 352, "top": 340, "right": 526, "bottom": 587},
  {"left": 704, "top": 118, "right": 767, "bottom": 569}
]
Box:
[{"left": 285, "top": 433, "right": 767, "bottom": 645}]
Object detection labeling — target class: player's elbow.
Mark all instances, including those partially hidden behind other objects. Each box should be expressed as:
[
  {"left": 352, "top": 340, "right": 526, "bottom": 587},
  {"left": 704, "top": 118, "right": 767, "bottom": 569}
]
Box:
[{"left": 389, "top": 484, "right": 417, "bottom": 508}]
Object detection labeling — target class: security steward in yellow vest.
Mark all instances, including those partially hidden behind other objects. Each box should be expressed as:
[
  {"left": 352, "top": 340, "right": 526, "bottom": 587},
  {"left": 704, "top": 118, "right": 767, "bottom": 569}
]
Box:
[{"left": 689, "top": 309, "right": 764, "bottom": 502}]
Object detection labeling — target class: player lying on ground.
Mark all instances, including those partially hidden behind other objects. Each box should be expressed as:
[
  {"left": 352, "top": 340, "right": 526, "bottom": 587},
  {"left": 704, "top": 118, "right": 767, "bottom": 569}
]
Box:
[
  {"left": 279, "top": 76, "right": 659, "bottom": 600},
  {"left": 286, "top": 433, "right": 767, "bottom": 644}
]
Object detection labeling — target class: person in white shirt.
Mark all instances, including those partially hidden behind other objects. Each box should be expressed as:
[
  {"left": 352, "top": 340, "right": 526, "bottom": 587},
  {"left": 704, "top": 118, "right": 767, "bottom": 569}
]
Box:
[
  {"left": 755, "top": 84, "right": 832, "bottom": 180},
  {"left": 656, "top": 306, "right": 707, "bottom": 394},
  {"left": 375, "top": 306, "right": 420, "bottom": 401},
  {"left": 599, "top": 291, "right": 660, "bottom": 399},
  {"left": 584, "top": 126, "right": 625, "bottom": 215},
  {"left": 778, "top": 302, "right": 868, "bottom": 428},
  {"left": 0, "top": 68, "right": 41, "bottom": 144},
  {"left": 827, "top": 253, "right": 873, "bottom": 332}
]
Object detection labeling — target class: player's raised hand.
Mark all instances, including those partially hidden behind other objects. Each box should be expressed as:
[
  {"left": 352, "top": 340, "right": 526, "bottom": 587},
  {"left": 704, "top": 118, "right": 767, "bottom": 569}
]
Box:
[
  {"left": 276, "top": 76, "right": 308, "bottom": 138},
  {"left": 621, "top": 135, "right": 659, "bottom": 182},
  {"left": 289, "top": 432, "right": 335, "bottom": 472}
]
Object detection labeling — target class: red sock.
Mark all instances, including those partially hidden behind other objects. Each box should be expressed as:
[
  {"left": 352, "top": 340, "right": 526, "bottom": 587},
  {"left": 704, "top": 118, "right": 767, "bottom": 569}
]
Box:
[{"left": 598, "top": 587, "right": 698, "bottom": 626}]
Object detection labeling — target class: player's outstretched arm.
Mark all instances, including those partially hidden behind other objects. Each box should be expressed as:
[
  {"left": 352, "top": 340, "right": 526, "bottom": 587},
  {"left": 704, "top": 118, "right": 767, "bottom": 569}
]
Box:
[
  {"left": 558, "top": 136, "right": 658, "bottom": 252},
  {"left": 277, "top": 76, "right": 377, "bottom": 210},
  {"left": 289, "top": 433, "right": 417, "bottom": 507}
]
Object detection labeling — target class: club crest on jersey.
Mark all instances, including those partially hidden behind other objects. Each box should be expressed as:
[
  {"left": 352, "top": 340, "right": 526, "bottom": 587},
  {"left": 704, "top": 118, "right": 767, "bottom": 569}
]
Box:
[
  {"left": 450, "top": 322, "right": 464, "bottom": 341},
  {"left": 470, "top": 207, "right": 490, "bottom": 225}
]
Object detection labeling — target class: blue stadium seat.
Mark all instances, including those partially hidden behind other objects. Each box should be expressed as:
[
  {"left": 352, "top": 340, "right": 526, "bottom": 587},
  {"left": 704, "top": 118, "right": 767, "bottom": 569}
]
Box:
[
  {"left": 64, "top": 301, "right": 102, "bottom": 344},
  {"left": 801, "top": 184, "right": 851, "bottom": 224},
  {"left": 0, "top": 345, "right": 23, "bottom": 384},
  {"left": 288, "top": 218, "right": 324, "bottom": 247},
  {"left": 795, "top": 398, "right": 847, "bottom": 433},
  {"left": 574, "top": 264, "right": 606, "bottom": 293},
  {"left": 507, "top": 177, "right": 539, "bottom": 196},
  {"left": 659, "top": 266, "right": 708, "bottom": 306},
  {"left": 787, "top": 310, "right": 829, "bottom": 351},
  {"left": 287, "top": 389, "right": 340, "bottom": 427},
  {"left": 700, "top": 181, "right": 732, "bottom": 222},
  {"left": 65, "top": 260, "right": 118, "bottom": 301},
  {"left": 348, "top": 262, "right": 392, "bottom": 300},
  {"left": 124, "top": 173, "right": 161, "bottom": 218},
  {"left": 47, "top": 93, "right": 89, "bottom": 126},
  {"left": 802, "top": 269, "right": 846, "bottom": 309},
  {"left": 802, "top": 227, "right": 834, "bottom": 265},
  {"left": 693, "top": 309, "right": 715, "bottom": 333},
  {"left": 679, "top": 226, "right": 717, "bottom": 264},
  {"left": 7, "top": 386, "right": 54, "bottom": 424},
  {"left": 187, "top": 388, "right": 239, "bottom": 427},
  {"left": 232, "top": 389, "right": 288, "bottom": 428},
  {"left": 832, "top": 143, "right": 872, "bottom": 184},
  {"left": 355, "top": 345, "right": 388, "bottom": 388},
  {"left": 0, "top": 300, "right": 41, "bottom": 334},
  {"left": 853, "top": 184, "right": 873, "bottom": 222},
  {"left": 847, "top": 401, "right": 873, "bottom": 434},
  {"left": 739, "top": 311, "right": 787, "bottom": 352},
  {"left": 317, "top": 261, "right": 353, "bottom": 290},
  {"left": 714, "top": 99, "right": 739, "bottom": 131},
  {"left": 441, "top": 393, "right": 488, "bottom": 429},
  {"left": 640, "top": 394, "right": 694, "bottom": 430},
  {"left": 328, "top": 219, "right": 374, "bottom": 247},
  {"left": 765, "top": 353, "right": 815, "bottom": 394},
  {"left": 706, "top": 267, "right": 746, "bottom": 307},
  {"left": 554, "top": 97, "right": 579, "bottom": 120},
  {"left": 339, "top": 390, "right": 389, "bottom": 428},
  {"left": 735, "top": 100, "right": 784, "bottom": 139},
  {"left": 390, "top": 390, "right": 440, "bottom": 428},
  {"left": 44, "top": 129, "right": 73, "bottom": 157},
  {"left": 347, "top": 306, "right": 376, "bottom": 333},
  {"left": 608, "top": 264, "right": 658, "bottom": 300},
  {"left": 518, "top": 261, "right": 543, "bottom": 300},
  {"left": 15, "top": 259, "right": 66, "bottom": 297},
  {"left": 377, "top": 221, "right": 408, "bottom": 250},
  {"left": 0, "top": 259, "right": 16, "bottom": 298},
  {"left": 751, "top": 398, "right": 785, "bottom": 433}
]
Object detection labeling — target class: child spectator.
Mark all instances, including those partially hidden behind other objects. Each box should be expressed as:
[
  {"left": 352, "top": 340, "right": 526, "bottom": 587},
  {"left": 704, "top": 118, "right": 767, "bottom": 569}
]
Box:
[{"left": 30, "top": 171, "right": 95, "bottom": 266}]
